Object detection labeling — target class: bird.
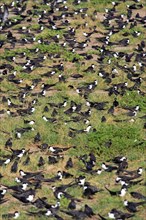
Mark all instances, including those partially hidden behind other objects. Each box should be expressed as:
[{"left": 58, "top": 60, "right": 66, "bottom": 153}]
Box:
[
  {"left": 2, "top": 4, "right": 9, "bottom": 23},
  {"left": 108, "top": 208, "right": 134, "bottom": 219},
  {"left": 105, "top": 185, "right": 127, "bottom": 197},
  {"left": 10, "top": 160, "right": 18, "bottom": 173},
  {"left": 76, "top": 175, "right": 86, "bottom": 186},
  {"left": 51, "top": 185, "right": 74, "bottom": 200},
  {"left": 83, "top": 183, "right": 103, "bottom": 198},
  {"left": 23, "top": 156, "right": 30, "bottom": 166},
  {"left": 112, "top": 156, "right": 127, "bottom": 164},
  {"left": 113, "top": 98, "right": 119, "bottom": 107},
  {"left": 118, "top": 166, "right": 143, "bottom": 181},
  {"left": 0, "top": 189, "right": 7, "bottom": 200},
  {"left": 4, "top": 182, "right": 29, "bottom": 193},
  {"left": 101, "top": 116, "right": 106, "bottom": 122},
  {"left": 122, "top": 167, "right": 143, "bottom": 176},
  {"left": 71, "top": 73, "right": 83, "bottom": 79},
  {"left": 0, "top": 158, "right": 11, "bottom": 166},
  {"left": 11, "top": 189, "right": 35, "bottom": 203},
  {"left": 84, "top": 204, "right": 95, "bottom": 217},
  {"left": 19, "top": 169, "right": 43, "bottom": 179},
  {"left": 26, "top": 209, "right": 53, "bottom": 217},
  {"left": 123, "top": 200, "right": 146, "bottom": 212},
  {"left": 83, "top": 64, "right": 95, "bottom": 73},
  {"left": 15, "top": 127, "right": 34, "bottom": 139},
  {"left": 116, "top": 177, "right": 143, "bottom": 187},
  {"left": 37, "top": 156, "right": 45, "bottom": 167},
  {"left": 10, "top": 148, "right": 26, "bottom": 159},
  {"left": 101, "top": 163, "right": 118, "bottom": 172},
  {"left": 62, "top": 170, "right": 73, "bottom": 178},
  {"left": 81, "top": 159, "right": 95, "bottom": 171},
  {"left": 48, "top": 146, "right": 72, "bottom": 154},
  {"left": 5, "top": 138, "right": 13, "bottom": 148},
  {"left": 24, "top": 120, "right": 35, "bottom": 125},
  {"left": 48, "top": 156, "right": 59, "bottom": 164},
  {"left": 30, "top": 197, "right": 49, "bottom": 209},
  {"left": 50, "top": 63, "right": 64, "bottom": 71},
  {"left": 42, "top": 116, "right": 57, "bottom": 123},
  {"left": 69, "top": 125, "right": 92, "bottom": 134},
  {"left": 34, "top": 132, "right": 41, "bottom": 143},
  {"left": 68, "top": 199, "right": 76, "bottom": 210},
  {"left": 2, "top": 211, "right": 20, "bottom": 219},
  {"left": 108, "top": 105, "right": 115, "bottom": 115},
  {"left": 65, "top": 157, "right": 73, "bottom": 169},
  {"left": 61, "top": 210, "right": 88, "bottom": 220},
  {"left": 130, "top": 191, "right": 146, "bottom": 200},
  {"left": 7, "top": 98, "right": 21, "bottom": 108}
]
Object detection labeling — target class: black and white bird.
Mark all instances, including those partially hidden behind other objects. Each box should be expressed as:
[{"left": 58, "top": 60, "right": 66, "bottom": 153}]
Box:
[
  {"left": 0, "top": 189, "right": 7, "bottom": 200},
  {"left": 48, "top": 146, "right": 72, "bottom": 154},
  {"left": 12, "top": 189, "right": 35, "bottom": 203},
  {"left": 130, "top": 191, "right": 146, "bottom": 200},
  {"left": 83, "top": 183, "right": 103, "bottom": 198},
  {"left": 105, "top": 184, "right": 127, "bottom": 197},
  {"left": 124, "top": 200, "right": 146, "bottom": 212},
  {"left": 2, "top": 211, "right": 20, "bottom": 219},
  {"left": 108, "top": 208, "right": 134, "bottom": 219},
  {"left": 101, "top": 163, "right": 118, "bottom": 172}
]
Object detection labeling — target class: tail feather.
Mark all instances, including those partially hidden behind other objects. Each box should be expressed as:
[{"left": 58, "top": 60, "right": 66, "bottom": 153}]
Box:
[
  {"left": 60, "top": 210, "right": 71, "bottom": 215},
  {"left": 0, "top": 199, "right": 8, "bottom": 204},
  {"left": 105, "top": 186, "right": 116, "bottom": 195},
  {"left": 26, "top": 211, "right": 38, "bottom": 216},
  {"left": 98, "top": 213, "right": 107, "bottom": 220},
  {"left": 137, "top": 201, "right": 146, "bottom": 206}
]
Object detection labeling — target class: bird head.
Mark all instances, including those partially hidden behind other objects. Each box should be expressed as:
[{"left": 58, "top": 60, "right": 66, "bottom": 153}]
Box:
[{"left": 123, "top": 200, "right": 128, "bottom": 206}]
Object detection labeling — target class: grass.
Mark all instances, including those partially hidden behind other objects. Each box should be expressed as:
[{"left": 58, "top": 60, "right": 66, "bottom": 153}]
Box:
[{"left": 0, "top": 0, "right": 146, "bottom": 219}]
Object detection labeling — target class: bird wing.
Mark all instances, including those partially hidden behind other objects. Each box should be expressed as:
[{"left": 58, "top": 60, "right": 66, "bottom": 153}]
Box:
[{"left": 3, "top": 5, "right": 9, "bottom": 22}]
